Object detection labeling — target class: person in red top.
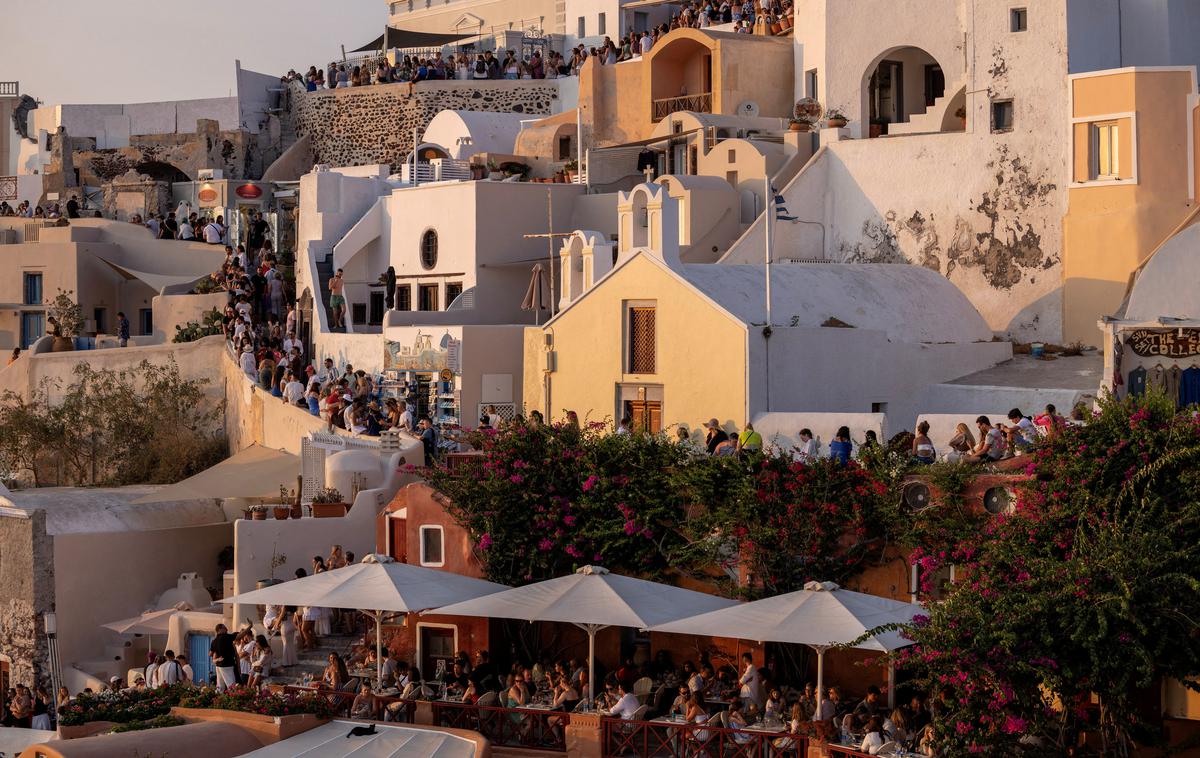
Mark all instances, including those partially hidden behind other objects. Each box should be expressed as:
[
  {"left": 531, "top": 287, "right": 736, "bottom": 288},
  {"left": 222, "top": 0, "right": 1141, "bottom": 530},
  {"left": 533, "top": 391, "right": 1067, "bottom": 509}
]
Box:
[{"left": 1033, "top": 403, "right": 1067, "bottom": 437}]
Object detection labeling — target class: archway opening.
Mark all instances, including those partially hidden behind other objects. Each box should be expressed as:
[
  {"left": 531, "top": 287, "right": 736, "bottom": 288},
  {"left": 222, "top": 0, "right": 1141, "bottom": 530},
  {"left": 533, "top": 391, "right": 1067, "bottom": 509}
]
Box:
[
  {"left": 135, "top": 161, "right": 190, "bottom": 183},
  {"left": 862, "top": 47, "right": 944, "bottom": 136},
  {"left": 649, "top": 37, "right": 714, "bottom": 120}
]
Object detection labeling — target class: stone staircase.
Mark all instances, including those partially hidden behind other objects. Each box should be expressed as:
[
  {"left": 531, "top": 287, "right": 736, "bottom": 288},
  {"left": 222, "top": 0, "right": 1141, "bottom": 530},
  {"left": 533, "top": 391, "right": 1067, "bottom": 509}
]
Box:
[
  {"left": 314, "top": 253, "right": 341, "bottom": 332},
  {"left": 274, "top": 630, "right": 362, "bottom": 684},
  {"left": 887, "top": 85, "right": 963, "bottom": 136}
]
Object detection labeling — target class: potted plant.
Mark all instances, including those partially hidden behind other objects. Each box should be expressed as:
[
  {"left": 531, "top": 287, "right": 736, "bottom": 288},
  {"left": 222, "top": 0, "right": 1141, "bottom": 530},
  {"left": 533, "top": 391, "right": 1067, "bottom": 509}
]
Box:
[
  {"left": 311, "top": 486, "right": 347, "bottom": 518},
  {"left": 273, "top": 486, "right": 292, "bottom": 520},
  {"left": 769, "top": 14, "right": 782, "bottom": 34},
  {"left": 954, "top": 105, "right": 967, "bottom": 130},
  {"left": 825, "top": 108, "right": 848, "bottom": 129},
  {"left": 47, "top": 289, "right": 83, "bottom": 352},
  {"left": 788, "top": 118, "right": 811, "bottom": 133},
  {"left": 793, "top": 98, "right": 822, "bottom": 133},
  {"left": 290, "top": 476, "right": 303, "bottom": 519},
  {"left": 259, "top": 545, "right": 287, "bottom": 589},
  {"left": 248, "top": 504, "right": 269, "bottom": 521},
  {"left": 563, "top": 158, "right": 579, "bottom": 183},
  {"left": 487, "top": 159, "right": 503, "bottom": 181}
]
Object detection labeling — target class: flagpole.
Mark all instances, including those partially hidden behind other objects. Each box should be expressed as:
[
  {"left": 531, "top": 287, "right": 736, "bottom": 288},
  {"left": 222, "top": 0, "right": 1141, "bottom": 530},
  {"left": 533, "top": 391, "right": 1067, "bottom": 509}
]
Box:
[{"left": 764, "top": 176, "right": 772, "bottom": 328}]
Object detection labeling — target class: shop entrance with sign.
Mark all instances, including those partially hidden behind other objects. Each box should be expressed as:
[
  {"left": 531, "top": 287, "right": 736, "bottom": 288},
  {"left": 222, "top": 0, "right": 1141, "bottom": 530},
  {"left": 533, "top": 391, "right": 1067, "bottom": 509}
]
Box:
[{"left": 1124, "top": 329, "right": 1200, "bottom": 358}]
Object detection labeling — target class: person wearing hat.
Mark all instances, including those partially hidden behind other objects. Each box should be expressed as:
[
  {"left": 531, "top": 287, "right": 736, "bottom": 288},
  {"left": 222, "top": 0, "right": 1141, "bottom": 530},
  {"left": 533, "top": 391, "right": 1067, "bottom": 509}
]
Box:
[
  {"left": 704, "top": 418, "right": 729, "bottom": 455},
  {"left": 239, "top": 344, "right": 257, "bottom": 379},
  {"left": 108, "top": 676, "right": 123, "bottom": 692}
]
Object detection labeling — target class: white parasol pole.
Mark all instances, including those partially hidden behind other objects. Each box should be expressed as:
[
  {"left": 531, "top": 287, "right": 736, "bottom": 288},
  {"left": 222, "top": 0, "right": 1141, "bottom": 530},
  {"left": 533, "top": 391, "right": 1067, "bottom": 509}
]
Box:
[
  {"left": 574, "top": 622, "right": 605, "bottom": 707},
  {"left": 813, "top": 645, "right": 826, "bottom": 719},
  {"left": 376, "top": 612, "right": 384, "bottom": 686},
  {"left": 887, "top": 660, "right": 895, "bottom": 709}
]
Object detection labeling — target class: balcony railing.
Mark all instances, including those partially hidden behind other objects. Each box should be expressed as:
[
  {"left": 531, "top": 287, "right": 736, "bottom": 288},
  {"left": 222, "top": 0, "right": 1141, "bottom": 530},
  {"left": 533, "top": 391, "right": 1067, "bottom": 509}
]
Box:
[
  {"left": 0, "top": 82, "right": 18, "bottom": 97},
  {"left": 652, "top": 92, "right": 712, "bottom": 122},
  {"left": 281, "top": 685, "right": 418, "bottom": 722},
  {"left": 432, "top": 699, "right": 569, "bottom": 751},
  {"left": 602, "top": 716, "right": 806, "bottom": 757}
]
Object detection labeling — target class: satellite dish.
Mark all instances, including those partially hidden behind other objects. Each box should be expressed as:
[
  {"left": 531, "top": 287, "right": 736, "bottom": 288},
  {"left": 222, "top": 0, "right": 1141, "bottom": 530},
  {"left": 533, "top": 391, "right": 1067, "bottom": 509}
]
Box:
[{"left": 737, "top": 100, "right": 760, "bottom": 118}]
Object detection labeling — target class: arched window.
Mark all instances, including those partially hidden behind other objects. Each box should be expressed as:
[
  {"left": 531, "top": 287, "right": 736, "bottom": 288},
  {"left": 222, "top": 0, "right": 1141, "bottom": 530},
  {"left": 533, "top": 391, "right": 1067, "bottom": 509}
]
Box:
[{"left": 420, "top": 229, "right": 438, "bottom": 269}]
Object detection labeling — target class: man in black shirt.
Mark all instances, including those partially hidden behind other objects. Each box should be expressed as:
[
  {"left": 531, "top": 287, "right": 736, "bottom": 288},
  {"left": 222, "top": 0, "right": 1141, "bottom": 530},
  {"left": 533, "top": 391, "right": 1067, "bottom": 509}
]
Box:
[
  {"left": 209, "top": 623, "right": 238, "bottom": 691},
  {"left": 65, "top": 195, "right": 80, "bottom": 219},
  {"left": 442, "top": 661, "right": 470, "bottom": 697},
  {"left": 704, "top": 418, "right": 729, "bottom": 455},
  {"left": 467, "top": 650, "right": 498, "bottom": 693}
]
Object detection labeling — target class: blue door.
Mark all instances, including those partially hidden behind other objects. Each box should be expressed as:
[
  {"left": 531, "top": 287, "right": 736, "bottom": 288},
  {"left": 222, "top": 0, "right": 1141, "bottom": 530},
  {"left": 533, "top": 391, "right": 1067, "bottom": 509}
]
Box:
[
  {"left": 188, "top": 633, "right": 214, "bottom": 685},
  {"left": 20, "top": 312, "right": 44, "bottom": 348}
]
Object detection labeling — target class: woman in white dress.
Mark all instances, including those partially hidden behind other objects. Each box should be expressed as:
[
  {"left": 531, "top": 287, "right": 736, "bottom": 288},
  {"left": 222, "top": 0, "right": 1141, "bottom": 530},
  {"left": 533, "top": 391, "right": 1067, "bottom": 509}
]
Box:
[
  {"left": 280, "top": 606, "right": 299, "bottom": 666},
  {"left": 237, "top": 629, "right": 257, "bottom": 683}
]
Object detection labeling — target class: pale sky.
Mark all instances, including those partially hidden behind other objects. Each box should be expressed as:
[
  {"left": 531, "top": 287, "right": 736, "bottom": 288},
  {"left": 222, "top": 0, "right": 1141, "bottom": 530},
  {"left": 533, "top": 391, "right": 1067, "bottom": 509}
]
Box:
[{"left": 2, "top": 0, "right": 386, "bottom": 105}]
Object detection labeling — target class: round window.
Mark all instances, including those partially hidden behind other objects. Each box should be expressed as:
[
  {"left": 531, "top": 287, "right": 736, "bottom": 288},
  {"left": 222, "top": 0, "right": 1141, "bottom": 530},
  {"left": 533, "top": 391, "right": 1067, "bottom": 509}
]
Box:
[{"left": 420, "top": 229, "right": 438, "bottom": 269}]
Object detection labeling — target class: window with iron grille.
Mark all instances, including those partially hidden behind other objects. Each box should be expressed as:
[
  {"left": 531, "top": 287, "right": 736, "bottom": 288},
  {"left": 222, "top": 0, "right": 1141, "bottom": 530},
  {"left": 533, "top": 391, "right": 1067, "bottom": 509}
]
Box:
[
  {"left": 420, "top": 229, "right": 438, "bottom": 269},
  {"left": 397, "top": 285, "right": 412, "bottom": 311},
  {"left": 628, "top": 306, "right": 656, "bottom": 374}
]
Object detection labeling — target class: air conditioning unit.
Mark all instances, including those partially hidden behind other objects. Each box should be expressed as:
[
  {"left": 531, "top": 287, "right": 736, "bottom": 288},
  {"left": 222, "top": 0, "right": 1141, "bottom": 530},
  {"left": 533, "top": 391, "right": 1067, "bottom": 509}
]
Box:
[
  {"left": 982, "top": 486, "right": 1014, "bottom": 515},
  {"left": 197, "top": 169, "right": 224, "bottom": 181},
  {"left": 901, "top": 481, "right": 932, "bottom": 512}
]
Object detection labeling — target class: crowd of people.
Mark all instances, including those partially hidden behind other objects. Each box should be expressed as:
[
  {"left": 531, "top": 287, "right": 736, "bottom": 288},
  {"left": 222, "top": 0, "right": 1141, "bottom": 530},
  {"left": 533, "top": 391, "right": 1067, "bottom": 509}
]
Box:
[{"left": 688, "top": 403, "right": 1069, "bottom": 466}]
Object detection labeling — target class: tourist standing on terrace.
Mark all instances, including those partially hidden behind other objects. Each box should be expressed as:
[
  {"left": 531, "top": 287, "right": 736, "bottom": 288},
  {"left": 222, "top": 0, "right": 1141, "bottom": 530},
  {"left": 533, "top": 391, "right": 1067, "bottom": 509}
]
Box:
[
  {"left": 116, "top": 311, "right": 130, "bottom": 347},
  {"left": 209, "top": 623, "right": 238, "bottom": 691},
  {"left": 829, "top": 426, "right": 853, "bottom": 464},
  {"left": 329, "top": 268, "right": 346, "bottom": 329}
]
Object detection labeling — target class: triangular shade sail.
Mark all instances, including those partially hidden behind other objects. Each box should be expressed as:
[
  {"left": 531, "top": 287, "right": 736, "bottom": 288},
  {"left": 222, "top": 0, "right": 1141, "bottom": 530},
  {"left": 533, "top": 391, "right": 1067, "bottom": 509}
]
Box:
[
  {"left": 101, "top": 608, "right": 180, "bottom": 636},
  {"left": 131, "top": 445, "right": 300, "bottom": 504},
  {"left": 351, "top": 27, "right": 477, "bottom": 53}
]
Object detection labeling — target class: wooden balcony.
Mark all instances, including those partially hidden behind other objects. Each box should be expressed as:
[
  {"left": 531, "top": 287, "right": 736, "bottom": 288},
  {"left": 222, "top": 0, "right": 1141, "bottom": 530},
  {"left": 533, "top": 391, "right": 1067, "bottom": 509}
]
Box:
[{"left": 652, "top": 92, "right": 712, "bottom": 122}]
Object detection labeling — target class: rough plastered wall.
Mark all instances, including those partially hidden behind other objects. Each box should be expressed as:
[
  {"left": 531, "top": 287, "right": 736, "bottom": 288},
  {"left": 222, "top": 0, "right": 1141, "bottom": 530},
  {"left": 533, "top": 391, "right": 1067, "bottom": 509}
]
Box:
[
  {"left": 734, "top": 0, "right": 1071, "bottom": 340},
  {"left": 0, "top": 509, "right": 53, "bottom": 690},
  {"left": 291, "top": 81, "right": 563, "bottom": 170}
]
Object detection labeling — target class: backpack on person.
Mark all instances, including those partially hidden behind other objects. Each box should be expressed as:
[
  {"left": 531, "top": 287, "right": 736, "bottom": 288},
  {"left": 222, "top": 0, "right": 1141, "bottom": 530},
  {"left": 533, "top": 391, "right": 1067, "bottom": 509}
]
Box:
[{"left": 475, "top": 59, "right": 487, "bottom": 75}]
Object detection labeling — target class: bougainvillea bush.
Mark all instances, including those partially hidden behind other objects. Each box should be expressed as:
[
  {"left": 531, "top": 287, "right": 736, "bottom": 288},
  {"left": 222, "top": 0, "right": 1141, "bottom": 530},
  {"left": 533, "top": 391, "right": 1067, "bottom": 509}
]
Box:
[
  {"left": 59, "top": 684, "right": 339, "bottom": 726},
  {"left": 425, "top": 421, "right": 895, "bottom": 596},
  {"left": 896, "top": 392, "right": 1200, "bottom": 756}
]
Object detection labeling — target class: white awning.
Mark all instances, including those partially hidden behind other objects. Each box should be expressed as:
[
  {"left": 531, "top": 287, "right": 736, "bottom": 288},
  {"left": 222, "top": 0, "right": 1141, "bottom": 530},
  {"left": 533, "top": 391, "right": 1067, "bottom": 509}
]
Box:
[{"left": 130, "top": 445, "right": 300, "bottom": 504}]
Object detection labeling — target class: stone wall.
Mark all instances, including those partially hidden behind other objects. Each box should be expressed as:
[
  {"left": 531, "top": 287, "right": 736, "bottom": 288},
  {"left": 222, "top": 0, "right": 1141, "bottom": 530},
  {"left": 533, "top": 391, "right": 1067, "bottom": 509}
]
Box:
[
  {"left": 0, "top": 508, "right": 54, "bottom": 690},
  {"left": 290, "top": 80, "right": 564, "bottom": 170}
]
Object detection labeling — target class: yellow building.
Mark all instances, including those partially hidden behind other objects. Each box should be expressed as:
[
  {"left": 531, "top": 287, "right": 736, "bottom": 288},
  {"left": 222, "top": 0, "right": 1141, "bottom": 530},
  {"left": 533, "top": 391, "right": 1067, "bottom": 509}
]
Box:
[
  {"left": 524, "top": 182, "right": 1010, "bottom": 434},
  {"left": 1063, "top": 67, "right": 1200, "bottom": 344}
]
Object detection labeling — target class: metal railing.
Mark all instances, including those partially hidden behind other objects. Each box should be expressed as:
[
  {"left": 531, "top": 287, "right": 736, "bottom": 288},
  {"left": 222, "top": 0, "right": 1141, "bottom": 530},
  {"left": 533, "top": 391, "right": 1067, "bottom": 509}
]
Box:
[
  {"left": 602, "top": 716, "right": 806, "bottom": 757},
  {"left": 0, "top": 82, "right": 18, "bottom": 97},
  {"left": 652, "top": 92, "right": 712, "bottom": 122},
  {"left": 281, "top": 685, "right": 418, "bottom": 722},
  {"left": 432, "top": 700, "right": 569, "bottom": 751}
]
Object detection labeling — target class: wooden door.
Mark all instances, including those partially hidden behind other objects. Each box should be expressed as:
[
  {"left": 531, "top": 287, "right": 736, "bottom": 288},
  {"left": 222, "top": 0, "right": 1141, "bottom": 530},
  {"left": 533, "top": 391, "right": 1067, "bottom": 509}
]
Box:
[
  {"left": 389, "top": 516, "right": 408, "bottom": 563},
  {"left": 420, "top": 626, "right": 456, "bottom": 682},
  {"left": 625, "top": 400, "right": 662, "bottom": 434}
]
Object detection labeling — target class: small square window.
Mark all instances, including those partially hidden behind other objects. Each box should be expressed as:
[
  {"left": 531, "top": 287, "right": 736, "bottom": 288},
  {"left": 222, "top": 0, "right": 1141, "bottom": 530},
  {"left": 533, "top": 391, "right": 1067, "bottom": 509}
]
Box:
[
  {"left": 991, "top": 100, "right": 1014, "bottom": 133},
  {"left": 577, "top": 16, "right": 585, "bottom": 38},
  {"left": 598, "top": 12, "right": 606, "bottom": 35},
  {"left": 420, "top": 526, "right": 444, "bottom": 567},
  {"left": 727, "top": 149, "right": 736, "bottom": 163},
  {"left": 1010, "top": 8, "right": 1027, "bottom": 32}
]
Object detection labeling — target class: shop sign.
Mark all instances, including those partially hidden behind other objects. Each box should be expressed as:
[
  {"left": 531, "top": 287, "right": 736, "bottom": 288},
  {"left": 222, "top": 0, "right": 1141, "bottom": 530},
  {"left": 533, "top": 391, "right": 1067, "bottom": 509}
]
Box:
[
  {"left": 235, "top": 183, "right": 263, "bottom": 199},
  {"left": 1124, "top": 328, "right": 1200, "bottom": 357}
]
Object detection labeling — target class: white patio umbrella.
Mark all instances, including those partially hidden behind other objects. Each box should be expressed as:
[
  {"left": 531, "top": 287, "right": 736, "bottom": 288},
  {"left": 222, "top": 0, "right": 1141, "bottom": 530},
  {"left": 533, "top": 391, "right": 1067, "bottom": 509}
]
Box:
[
  {"left": 650, "top": 581, "right": 924, "bottom": 709},
  {"left": 431, "top": 565, "right": 738, "bottom": 705},
  {"left": 101, "top": 608, "right": 179, "bottom": 654},
  {"left": 220, "top": 555, "right": 509, "bottom": 683}
]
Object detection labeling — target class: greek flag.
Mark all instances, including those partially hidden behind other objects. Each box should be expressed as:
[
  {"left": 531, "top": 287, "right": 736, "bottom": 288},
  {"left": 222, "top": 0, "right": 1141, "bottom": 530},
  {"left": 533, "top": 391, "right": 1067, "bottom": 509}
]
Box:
[{"left": 772, "top": 186, "right": 797, "bottom": 222}]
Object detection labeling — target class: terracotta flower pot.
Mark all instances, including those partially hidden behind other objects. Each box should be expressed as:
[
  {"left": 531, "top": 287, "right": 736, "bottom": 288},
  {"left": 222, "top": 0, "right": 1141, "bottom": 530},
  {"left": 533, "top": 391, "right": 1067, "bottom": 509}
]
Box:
[
  {"left": 51, "top": 336, "right": 75, "bottom": 352},
  {"left": 312, "top": 502, "right": 347, "bottom": 518},
  {"left": 251, "top": 510, "right": 267, "bottom": 521},
  {"left": 273, "top": 507, "right": 291, "bottom": 520},
  {"left": 290, "top": 503, "right": 303, "bottom": 519},
  {"left": 827, "top": 118, "right": 848, "bottom": 129}
]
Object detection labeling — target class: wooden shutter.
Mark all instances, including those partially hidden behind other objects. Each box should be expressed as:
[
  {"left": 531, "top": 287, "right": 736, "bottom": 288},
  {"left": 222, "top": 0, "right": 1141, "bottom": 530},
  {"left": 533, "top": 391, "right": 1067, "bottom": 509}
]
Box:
[{"left": 628, "top": 307, "right": 656, "bottom": 374}]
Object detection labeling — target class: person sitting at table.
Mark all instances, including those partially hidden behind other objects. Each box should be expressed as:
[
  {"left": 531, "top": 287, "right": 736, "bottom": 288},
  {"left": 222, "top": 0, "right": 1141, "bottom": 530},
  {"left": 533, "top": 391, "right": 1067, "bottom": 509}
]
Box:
[
  {"left": 884, "top": 707, "right": 909, "bottom": 745},
  {"left": 764, "top": 688, "right": 784, "bottom": 722},
  {"left": 773, "top": 702, "right": 807, "bottom": 751},
  {"left": 551, "top": 674, "right": 579, "bottom": 712},
  {"left": 668, "top": 684, "right": 690, "bottom": 717},
  {"left": 399, "top": 666, "right": 426, "bottom": 700},
  {"left": 916, "top": 723, "right": 937, "bottom": 755},
  {"left": 379, "top": 648, "right": 398, "bottom": 688},
  {"left": 604, "top": 681, "right": 641, "bottom": 720},
  {"left": 323, "top": 652, "right": 349, "bottom": 690},
  {"left": 461, "top": 679, "right": 480, "bottom": 705},
  {"left": 797, "top": 682, "right": 817, "bottom": 720},
  {"left": 442, "top": 661, "right": 470, "bottom": 697},
  {"left": 595, "top": 681, "right": 619, "bottom": 711},
  {"left": 684, "top": 692, "right": 712, "bottom": 744},
  {"left": 854, "top": 685, "right": 883, "bottom": 720},
  {"left": 813, "top": 686, "right": 839, "bottom": 722},
  {"left": 350, "top": 683, "right": 378, "bottom": 720},
  {"left": 727, "top": 700, "right": 754, "bottom": 744},
  {"left": 738, "top": 652, "right": 764, "bottom": 707},
  {"left": 859, "top": 715, "right": 886, "bottom": 755},
  {"left": 506, "top": 672, "right": 530, "bottom": 708},
  {"left": 687, "top": 664, "right": 709, "bottom": 696}
]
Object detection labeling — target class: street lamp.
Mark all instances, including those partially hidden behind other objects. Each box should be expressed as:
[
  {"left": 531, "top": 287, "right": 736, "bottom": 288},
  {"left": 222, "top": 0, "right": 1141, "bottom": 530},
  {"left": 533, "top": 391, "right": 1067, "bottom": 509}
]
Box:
[{"left": 43, "top": 611, "right": 60, "bottom": 724}]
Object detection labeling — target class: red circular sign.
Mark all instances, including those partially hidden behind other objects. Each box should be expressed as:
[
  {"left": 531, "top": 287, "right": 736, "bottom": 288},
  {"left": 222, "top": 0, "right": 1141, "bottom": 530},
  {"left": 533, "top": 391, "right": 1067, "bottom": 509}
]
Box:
[
  {"left": 197, "top": 188, "right": 218, "bottom": 203},
  {"left": 235, "top": 184, "right": 263, "bottom": 199}
]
